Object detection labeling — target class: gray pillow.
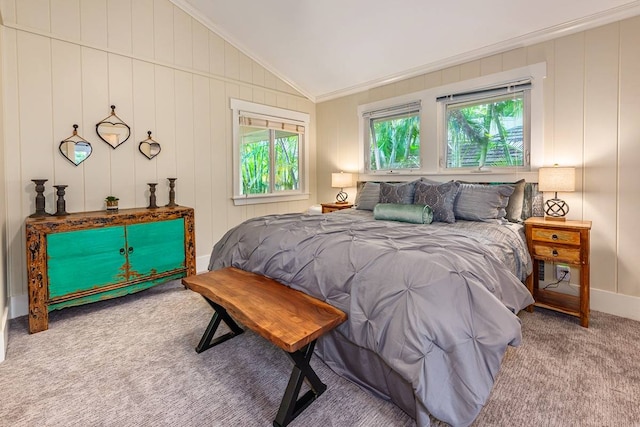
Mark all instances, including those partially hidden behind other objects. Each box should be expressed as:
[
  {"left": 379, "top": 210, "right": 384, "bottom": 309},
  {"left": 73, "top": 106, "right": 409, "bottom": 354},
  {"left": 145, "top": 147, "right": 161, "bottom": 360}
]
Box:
[
  {"left": 354, "top": 182, "right": 380, "bottom": 210},
  {"left": 505, "top": 179, "right": 526, "bottom": 222},
  {"left": 454, "top": 183, "right": 515, "bottom": 222},
  {"left": 413, "top": 181, "right": 460, "bottom": 223},
  {"left": 380, "top": 181, "right": 417, "bottom": 204},
  {"left": 373, "top": 203, "right": 433, "bottom": 224}
]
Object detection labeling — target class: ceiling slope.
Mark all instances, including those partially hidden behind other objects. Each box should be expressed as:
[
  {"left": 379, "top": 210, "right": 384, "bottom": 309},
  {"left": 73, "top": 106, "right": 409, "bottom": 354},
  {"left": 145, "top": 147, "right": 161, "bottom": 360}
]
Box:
[{"left": 172, "top": 0, "right": 640, "bottom": 102}]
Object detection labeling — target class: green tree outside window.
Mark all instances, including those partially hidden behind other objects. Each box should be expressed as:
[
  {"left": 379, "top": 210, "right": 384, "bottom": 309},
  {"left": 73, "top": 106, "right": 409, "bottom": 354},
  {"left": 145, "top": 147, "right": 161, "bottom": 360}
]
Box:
[
  {"left": 369, "top": 113, "right": 420, "bottom": 171},
  {"left": 446, "top": 93, "right": 524, "bottom": 169},
  {"left": 241, "top": 127, "right": 300, "bottom": 195}
]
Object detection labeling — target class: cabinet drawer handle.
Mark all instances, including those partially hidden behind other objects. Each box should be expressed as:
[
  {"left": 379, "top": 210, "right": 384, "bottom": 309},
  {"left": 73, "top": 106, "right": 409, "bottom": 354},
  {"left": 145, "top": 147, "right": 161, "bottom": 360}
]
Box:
[
  {"left": 128, "top": 246, "right": 134, "bottom": 254},
  {"left": 552, "top": 234, "right": 558, "bottom": 241},
  {"left": 552, "top": 249, "right": 558, "bottom": 257},
  {"left": 119, "top": 248, "right": 125, "bottom": 255}
]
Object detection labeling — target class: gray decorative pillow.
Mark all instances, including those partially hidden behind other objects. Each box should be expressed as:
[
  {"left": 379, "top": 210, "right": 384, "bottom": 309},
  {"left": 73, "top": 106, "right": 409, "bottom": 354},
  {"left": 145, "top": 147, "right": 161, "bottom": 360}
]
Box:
[
  {"left": 505, "top": 179, "right": 526, "bottom": 222},
  {"left": 380, "top": 181, "right": 416, "bottom": 204},
  {"left": 354, "top": 182, "right": 380, "bottom": 211},
  {"left": 373, "top": 203, "right": 433, "bottom": 224},
  {"left": 413, "top": 181, "right": 460, "bottom": 223},
  {"left": 454, "top": 183, "right": 515, "bottom": 222}
]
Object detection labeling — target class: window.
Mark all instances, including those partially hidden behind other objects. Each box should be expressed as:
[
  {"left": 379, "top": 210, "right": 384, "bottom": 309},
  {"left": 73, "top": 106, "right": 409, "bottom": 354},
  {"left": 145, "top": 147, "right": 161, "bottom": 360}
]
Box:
[
  {"left": 363, "top": 101, "right": 421, "bottom": 172},
  {"left": 357, "top": 63, "right": 545, "bottom": 178},
  {"left": 439, "top": 81, "right": 530, "bottom": 171},
  {"left": 231, "top": 99, "right": 309, "bottom": 205}
]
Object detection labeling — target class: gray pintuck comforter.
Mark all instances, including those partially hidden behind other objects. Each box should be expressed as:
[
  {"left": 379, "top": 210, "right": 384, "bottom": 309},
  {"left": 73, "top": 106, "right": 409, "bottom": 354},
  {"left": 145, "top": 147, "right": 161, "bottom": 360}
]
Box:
[{"left": 208, "top": 211, "right": 534, "bottom": 426}]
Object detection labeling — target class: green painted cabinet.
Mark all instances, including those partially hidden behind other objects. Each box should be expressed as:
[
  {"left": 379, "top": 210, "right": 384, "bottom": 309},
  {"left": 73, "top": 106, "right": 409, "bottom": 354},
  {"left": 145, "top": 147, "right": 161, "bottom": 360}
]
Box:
[{"left": 26, "top": 207, "right": 196, "bottom": 333}]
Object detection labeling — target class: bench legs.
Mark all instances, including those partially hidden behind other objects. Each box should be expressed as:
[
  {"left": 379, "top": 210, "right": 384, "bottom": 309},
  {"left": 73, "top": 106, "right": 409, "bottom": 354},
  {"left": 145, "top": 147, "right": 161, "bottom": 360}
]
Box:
[
  {"left": 274, "top": 340, "right": 326, "bottom": 427},
  {"left": 196, "top": 297, "right": 327, "bottom": 427},
  {"left": 195, "top": 298, "right": 244, "bottom": 353}
]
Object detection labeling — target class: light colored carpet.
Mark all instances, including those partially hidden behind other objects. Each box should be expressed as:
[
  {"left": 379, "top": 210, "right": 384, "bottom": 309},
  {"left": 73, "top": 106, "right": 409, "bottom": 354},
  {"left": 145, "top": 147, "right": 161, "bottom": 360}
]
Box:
[{"left": 1, "top": 280, "right": 639, "bottom": 427}]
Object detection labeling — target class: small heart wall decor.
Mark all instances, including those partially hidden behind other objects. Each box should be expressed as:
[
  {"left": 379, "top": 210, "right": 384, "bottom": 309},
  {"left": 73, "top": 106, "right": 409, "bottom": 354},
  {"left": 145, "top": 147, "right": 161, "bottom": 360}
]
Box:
[
  {"left": 139, "top": 141, "right": 161, "bottom": 159},
  {"left": 59, "top": 124, "right": 93, "bottom": 166},
  {"left": 96, "top": 105, "right": 131, "bottom": 149},
  {"left": 138, "top": 131, "right": 161, "bottom": 160}
]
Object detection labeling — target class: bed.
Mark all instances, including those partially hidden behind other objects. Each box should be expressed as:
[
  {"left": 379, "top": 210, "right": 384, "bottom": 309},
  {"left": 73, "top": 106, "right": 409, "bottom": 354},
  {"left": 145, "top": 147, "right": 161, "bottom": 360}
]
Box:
[{"left": 207, "top": 179, "right": 538, "bottom": 426}]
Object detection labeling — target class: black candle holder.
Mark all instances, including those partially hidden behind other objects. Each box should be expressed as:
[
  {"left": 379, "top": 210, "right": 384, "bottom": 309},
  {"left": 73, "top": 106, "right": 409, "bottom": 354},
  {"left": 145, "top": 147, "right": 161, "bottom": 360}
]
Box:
[
  {"left": 29, "top": 179, "right": 51, "bottom": 218},
  {"left": 166, "top": 178, "right": 178, "bottom": 207},
  {"left": 147, "top": 183, "right": 158, "bottom": 208},
  {"left": 53, "top": 185, "right": 69, "bottom": 216}
]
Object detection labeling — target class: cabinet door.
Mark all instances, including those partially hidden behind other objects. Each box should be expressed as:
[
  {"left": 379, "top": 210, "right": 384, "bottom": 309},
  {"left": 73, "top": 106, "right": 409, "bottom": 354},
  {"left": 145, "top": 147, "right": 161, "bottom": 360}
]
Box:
[
  {"left": 125, "top": 218, "right": 185, "bottom": 277},
  {"left": 47, "top": 226, "right": 126, "bottom": 298}
]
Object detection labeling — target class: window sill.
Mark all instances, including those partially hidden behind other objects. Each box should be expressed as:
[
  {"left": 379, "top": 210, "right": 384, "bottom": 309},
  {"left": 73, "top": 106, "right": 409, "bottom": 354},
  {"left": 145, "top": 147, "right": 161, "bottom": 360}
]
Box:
[{"left": 232, "top": 193, "right": 310, "bottom": 206}]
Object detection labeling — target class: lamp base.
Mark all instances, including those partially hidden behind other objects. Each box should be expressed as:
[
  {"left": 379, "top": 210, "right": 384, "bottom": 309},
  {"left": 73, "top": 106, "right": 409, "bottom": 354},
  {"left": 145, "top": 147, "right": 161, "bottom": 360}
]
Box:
[
  {"left": 335, "top": 190, "right": 348, "bottom": 203},
  {"left": 544, "top": 216, "right": 567, "bottom": 222},
  {"left": 544, "top": 198, "right": 569, "bottom": 220}
]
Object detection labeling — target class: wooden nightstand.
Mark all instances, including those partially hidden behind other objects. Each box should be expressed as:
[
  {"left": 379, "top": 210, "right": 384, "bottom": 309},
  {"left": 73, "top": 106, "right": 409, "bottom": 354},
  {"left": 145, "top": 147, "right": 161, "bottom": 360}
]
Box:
[
  {"left": 524, "top": 217, "right": 592, "bottom": 327},
  {"left": 321, "top": 203, "right": 353, "bottom": 213}
]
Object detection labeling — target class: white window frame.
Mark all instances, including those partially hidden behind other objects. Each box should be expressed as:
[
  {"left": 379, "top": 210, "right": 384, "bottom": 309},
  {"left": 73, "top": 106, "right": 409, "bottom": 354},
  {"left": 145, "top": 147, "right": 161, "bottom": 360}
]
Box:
[
  {"left": 231, "top": 99, "right": 310, "bottom": 206},
  {"left": 358, "top": 62, "right": 546, "bottom": 181}
]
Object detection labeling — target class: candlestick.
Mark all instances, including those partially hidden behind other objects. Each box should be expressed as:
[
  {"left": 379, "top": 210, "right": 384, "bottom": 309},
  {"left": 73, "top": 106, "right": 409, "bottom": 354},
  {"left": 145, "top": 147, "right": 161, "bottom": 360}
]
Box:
[
  {"left": 166, "top": 178, "right": 178, "bottom": 207},
  {"left": 53, "top": 185, "right": 69, "bottom": 216},
  {"left": 147, "top": 183, "right": 158, "bottom": 209},
  {"left": 29, "top": 179, "right": 51, "bottom": 218}
]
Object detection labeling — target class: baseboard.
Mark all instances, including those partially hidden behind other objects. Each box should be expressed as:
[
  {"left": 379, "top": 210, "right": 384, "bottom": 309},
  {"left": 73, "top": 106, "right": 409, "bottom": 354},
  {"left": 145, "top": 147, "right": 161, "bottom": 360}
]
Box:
[
  {"left": 591, "top": 288, "right": 640, "bottom": 322},
  {"left": 0, "top": 305, "right": 8, "bottom": 362},
  {"left": 196, "top": 255, "right": 210, "bottom": 273},
  {"left": 9, "top": 293, "right": 28, "bottom": 319}
]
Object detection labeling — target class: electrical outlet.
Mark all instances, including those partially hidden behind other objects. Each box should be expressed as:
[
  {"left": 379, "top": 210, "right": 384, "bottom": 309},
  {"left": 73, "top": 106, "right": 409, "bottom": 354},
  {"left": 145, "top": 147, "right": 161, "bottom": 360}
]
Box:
[{"left": 556, "top": 265, "right": 571, "bottom": 282}]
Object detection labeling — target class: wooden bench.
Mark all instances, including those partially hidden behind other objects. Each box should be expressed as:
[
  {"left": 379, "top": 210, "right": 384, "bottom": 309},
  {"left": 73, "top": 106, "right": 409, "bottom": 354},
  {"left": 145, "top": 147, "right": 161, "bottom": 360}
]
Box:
[{"left": 182, "top": 267, "right": 347, "bottom": 427}]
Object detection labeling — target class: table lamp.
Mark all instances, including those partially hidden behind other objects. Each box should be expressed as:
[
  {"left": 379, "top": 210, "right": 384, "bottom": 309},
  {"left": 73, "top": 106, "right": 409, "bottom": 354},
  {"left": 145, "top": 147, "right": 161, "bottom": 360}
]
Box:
[
  {"left": 331, "top": 172, "right": 354, "bottom": 204},
  {"left": 538, "top": 165, "right": 575, "bottom": 220}
]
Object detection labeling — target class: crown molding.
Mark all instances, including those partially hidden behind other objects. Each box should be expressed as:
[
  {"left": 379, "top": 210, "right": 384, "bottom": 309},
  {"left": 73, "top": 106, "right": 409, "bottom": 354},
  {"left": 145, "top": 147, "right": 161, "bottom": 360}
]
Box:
[
  {"left": 171, "top": 0, "right": 640, "bottom": 104},
  {"left": 316, "top": 1, "right": 640, "bottom": 102}
]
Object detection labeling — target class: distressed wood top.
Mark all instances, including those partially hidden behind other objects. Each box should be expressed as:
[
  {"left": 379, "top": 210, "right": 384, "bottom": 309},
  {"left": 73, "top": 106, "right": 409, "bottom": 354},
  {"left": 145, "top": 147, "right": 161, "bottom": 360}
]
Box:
[
  {"left": 182, "top": 267, "right": 347, "bottom": 353},
  {"left": 26, "top": 206, "right": 194, "bottom": 231},
  {"left": 524, "top": 217, "right": 592, "bottom": 230}
]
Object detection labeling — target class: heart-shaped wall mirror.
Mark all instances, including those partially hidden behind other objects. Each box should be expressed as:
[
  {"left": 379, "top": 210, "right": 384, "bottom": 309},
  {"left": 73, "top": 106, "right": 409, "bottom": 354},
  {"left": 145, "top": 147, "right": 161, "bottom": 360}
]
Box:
[
  {"left": 96, "top": 105, "right": 130, "bottom": 149},
  {"left": 139, "top": 131, "right": 161, "bottom": 159},
  {"left": 59, "top": 124, "right": 93, "bottom": 166}
]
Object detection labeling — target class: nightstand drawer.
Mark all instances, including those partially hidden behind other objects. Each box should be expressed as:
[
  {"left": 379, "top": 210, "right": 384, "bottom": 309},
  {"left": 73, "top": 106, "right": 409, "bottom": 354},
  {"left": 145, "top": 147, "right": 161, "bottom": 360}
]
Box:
[
  {"left": 532, "top": 244, "right": 581, "bottom": 264},
  {"left": 531, "top": 228, "right": 580, "bottom": 245}
]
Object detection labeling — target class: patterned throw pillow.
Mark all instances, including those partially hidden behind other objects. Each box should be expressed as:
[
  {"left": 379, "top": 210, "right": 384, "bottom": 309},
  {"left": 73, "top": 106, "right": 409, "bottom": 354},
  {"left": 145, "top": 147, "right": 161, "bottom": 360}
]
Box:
[
  {"left": 380, "top": 181, "right": 417, "bottom": 204},
  {"left": 413, "top": 181, "right": 460, "bottom": 223}
]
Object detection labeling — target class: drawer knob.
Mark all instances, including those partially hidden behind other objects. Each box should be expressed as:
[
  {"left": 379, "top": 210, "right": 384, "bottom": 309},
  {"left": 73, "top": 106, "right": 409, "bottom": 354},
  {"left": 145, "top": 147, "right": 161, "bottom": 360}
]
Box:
[
  {"left": 552, "top": 234, "right": 558, "bottom": 241},
  {"left": 119, "top": 248, "right": 125, "bottom": 255},
  {"left": 552, "top": 249, "right": 558, "bottom": 257}
]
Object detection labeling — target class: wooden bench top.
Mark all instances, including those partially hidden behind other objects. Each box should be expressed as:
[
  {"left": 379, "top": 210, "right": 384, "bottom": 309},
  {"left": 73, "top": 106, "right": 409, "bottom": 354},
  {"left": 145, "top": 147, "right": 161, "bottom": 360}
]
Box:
[{"left": 182, "top": 267, "right": 347, "bottom": 353}]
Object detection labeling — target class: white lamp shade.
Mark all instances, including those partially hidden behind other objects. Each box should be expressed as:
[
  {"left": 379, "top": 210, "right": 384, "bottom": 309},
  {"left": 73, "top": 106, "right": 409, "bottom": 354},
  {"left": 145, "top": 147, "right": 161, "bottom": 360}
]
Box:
[
  {"left": 331, "top": 172, "right": 354, "bottom": 188},
  {"left": 538, "top": 166, "right": 575, "bottom": 192}
]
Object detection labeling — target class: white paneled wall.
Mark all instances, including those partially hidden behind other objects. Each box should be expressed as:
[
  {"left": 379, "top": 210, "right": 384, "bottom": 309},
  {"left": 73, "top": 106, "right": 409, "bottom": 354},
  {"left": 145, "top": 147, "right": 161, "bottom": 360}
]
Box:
[
  {"left": 0, "top": 18, "right": 8, "bottom": 361},
  {"left": 316, "top": 16, "right": 640, "bottom": 318},
  {"left": 0, "top": 0, "right": 316, "bottom": 306}
]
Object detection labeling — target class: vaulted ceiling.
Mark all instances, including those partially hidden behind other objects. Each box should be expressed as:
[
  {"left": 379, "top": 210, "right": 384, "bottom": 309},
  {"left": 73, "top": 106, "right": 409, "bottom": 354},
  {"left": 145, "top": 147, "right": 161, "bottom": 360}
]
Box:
[{"left": 172, "top": 0, "right": 640, "bottom": 102}]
